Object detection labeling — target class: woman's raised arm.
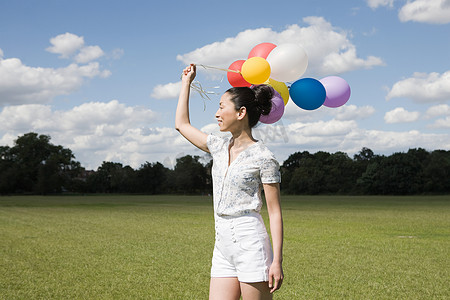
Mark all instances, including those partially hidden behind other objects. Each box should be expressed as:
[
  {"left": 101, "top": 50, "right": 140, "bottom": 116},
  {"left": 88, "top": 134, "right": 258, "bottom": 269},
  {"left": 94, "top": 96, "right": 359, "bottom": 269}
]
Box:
[{"left": 175, "top": 64, "right": 209, "bottom": 152}]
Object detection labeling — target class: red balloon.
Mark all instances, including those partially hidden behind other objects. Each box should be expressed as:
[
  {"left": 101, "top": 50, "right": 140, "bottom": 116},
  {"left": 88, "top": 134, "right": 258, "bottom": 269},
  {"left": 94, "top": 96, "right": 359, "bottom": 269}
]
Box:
[
  {"left": 248, "top": 43, "right": 277, "bottom": 59},
  {"left": 227, "top": 60, "right": 251, "bottom": 87}
]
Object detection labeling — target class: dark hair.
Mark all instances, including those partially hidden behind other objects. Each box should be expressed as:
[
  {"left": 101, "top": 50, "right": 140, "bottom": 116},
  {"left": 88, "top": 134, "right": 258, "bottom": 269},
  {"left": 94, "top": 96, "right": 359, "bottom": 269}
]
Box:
[{"left": 225, "top": 85, "right": 273, "bottom": 128}]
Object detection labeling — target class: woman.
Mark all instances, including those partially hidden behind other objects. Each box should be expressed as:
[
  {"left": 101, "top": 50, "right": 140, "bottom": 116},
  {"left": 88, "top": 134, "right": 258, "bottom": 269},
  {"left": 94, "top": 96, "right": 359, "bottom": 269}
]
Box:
[{"left": 175, "top": 64, "right": 283, "bottom": 300}]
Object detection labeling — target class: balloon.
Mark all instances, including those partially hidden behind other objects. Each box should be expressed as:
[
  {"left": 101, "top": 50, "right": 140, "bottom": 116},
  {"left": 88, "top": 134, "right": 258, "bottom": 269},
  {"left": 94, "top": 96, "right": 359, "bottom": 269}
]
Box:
[
  {"left": 227, "top": 60, "right": 251, "bottom": 87},
  {"left": 259, "top": 89, "right": 285, "bottom": 124},
  {"left": 241, "top": 57, "right": 271, "bottom": 85},
  {"left": 264, "top": 78, "right": 289, "bottom": 105},
  {"left": 248, "top": 42, "right": 277, "bottom": 59},
  {"left": 266, "top": 43, "right": 308, "bottom": 82},
  {"left": 320, "top": 76, "right": 351, "bottom": 108},
  {"left": 289, "top": 78, "right": 326, "bottom": 110}
]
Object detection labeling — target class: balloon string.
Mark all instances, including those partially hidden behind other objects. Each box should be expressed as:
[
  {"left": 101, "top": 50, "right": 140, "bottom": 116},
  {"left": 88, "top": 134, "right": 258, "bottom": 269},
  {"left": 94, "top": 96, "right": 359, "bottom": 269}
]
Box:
[
  {"left": 196, "top": 64, "right": 240, "bottom": 74},
  {"left": 190, "top": 80, "right": 220, "bottom": 111}
]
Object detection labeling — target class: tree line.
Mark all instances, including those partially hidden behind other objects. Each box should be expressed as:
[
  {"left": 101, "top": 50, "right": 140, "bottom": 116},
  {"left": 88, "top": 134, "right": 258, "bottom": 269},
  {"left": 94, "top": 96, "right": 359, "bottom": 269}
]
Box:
[{"left": 1, "top": 132, "right": 449, "bottom": 195}]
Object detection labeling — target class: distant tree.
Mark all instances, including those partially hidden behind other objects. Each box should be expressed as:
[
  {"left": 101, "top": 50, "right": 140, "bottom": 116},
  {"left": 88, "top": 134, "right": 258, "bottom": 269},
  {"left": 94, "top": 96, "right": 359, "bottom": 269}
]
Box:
[
  {"left": 173, "top": 155, "right": 209, "bottom": 194},
  {"left": 3, "top": 132, "right": 449, "bottom": 195},
  {"left": 288, "top": 155, "right": 326, "bottom": 194},
  {"left": 354, "top": 147, "right": 382, "bottom": 194},
  {"left": 86, "top": 162, "right": 134, "bottom": 193},
  {"left": 0, "top": 133, "right": 82, "bottom": 194},
  {"left": 324, "top": 151, "right": 356, "bottom": 194},
  {"left": 353, "top": 147, "right": 375, "bottom": 161},
  {"left": 423, "top": 150, "right": 450, "bottom": 193},
  {"left": 280, "top": 151, "right": 312, "bottom": 193},
  {"left": 283, "top": 151, "right": 356, "bottom": 194},
  {"left": 135, "top": 162, "right": 170, "bottom": 194},
  {"left": 358, "top": 149, "right": 428, "bottom": 195},
  {"left": 0, "top": 146, "right": 18, "bottom": 194}
]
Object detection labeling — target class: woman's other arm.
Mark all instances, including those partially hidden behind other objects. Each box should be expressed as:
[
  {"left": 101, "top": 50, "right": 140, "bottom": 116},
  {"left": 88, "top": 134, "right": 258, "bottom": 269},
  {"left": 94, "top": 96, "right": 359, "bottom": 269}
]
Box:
[{"left": 263, "top": 182, "right": 284, "bottom": 293}]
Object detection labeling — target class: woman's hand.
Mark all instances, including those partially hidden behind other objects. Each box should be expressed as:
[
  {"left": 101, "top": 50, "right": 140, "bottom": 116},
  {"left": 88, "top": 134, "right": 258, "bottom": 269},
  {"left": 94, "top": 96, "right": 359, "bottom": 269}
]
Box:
[
  {"left": 268, "top": 261, "right": 284, "bottom": 293},
  {"left": 181, "top": 63, "right": 196, "bottom": 85}
]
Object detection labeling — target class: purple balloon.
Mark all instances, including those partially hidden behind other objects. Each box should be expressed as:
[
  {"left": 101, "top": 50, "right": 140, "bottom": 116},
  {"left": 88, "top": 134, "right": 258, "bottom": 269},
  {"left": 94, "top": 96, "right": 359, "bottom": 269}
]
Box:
[
  {"left": 260, "top": 89, "right": 285, "bottom": 124},
  {"left": 320, "top": 76, "right": 351, "bottom": 108}
]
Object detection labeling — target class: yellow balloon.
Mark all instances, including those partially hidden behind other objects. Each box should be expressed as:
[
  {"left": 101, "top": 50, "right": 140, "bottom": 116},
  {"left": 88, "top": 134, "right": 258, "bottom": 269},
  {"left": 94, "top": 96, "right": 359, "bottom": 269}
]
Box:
[
  {"left": 241, "top": 57, "right": 271, "bottom": 84},
  {"left": 264, "top": 78, "right": 290, "bottom": 105}
]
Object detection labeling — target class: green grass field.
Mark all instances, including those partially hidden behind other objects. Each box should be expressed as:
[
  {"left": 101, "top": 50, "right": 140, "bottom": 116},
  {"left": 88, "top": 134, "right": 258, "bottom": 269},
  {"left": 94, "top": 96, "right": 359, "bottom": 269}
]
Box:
[{"left": 0, "top": 195, "right": 449, "bottom": 299}]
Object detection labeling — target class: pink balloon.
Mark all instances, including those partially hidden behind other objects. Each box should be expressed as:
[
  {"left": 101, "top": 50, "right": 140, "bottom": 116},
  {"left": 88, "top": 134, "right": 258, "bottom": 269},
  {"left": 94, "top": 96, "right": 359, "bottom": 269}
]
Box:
[
  {"left": 259, "top": 89, "right": 285, "bottom": 124},
  {"left": 320, "top": 76, "right": 351, "bottom": 108},
  {"left": 248, "top": 43, "right": 277, "bottom": 59}
]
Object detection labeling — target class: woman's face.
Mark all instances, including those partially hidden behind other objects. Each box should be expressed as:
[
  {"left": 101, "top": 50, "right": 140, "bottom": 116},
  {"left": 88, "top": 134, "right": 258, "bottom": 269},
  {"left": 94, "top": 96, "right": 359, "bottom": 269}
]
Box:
[{"left": 215, "top": 93, "right": 240, "bottom": 132}]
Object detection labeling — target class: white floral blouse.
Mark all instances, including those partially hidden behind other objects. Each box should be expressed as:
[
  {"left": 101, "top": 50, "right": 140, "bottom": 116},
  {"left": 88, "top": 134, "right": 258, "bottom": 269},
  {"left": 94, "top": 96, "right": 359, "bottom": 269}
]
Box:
[{"left": 207, "top": 134, "right": 281, "bottom": 217}]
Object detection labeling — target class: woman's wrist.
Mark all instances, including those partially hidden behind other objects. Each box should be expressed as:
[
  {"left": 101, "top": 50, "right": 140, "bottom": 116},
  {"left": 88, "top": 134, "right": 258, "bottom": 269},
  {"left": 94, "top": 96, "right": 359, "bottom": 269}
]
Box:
[
  {"left": 272, "top": 257, "right": 283, "bottom": 264},
  {"left": 181, "top": 80, "right": 191, "bottom": 87}
]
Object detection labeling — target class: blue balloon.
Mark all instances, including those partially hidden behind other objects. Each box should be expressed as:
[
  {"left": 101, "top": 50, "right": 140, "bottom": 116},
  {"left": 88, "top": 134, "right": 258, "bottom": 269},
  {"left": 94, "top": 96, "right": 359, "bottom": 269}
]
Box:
[{"left": 289, "top": 78, "right": 326, "bottom": 110}]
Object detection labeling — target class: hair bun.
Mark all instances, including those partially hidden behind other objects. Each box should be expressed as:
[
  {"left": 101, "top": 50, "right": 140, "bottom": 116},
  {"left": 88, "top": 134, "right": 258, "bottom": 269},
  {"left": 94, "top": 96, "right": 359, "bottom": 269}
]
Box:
[{"left": 251, "top": 85, "right": 273, "bottom": 116}]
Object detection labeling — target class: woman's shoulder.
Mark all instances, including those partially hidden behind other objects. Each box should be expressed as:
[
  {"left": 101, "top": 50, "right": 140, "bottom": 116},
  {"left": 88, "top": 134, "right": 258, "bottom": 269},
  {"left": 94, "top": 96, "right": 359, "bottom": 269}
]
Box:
[
  {"left": 254, "top": 140, "right": 276, "bottom": 157},
  {"left": 251, "top": 141, "right": 280, "bottom": 165},
  {"left": 207, "top": 134, "right": 230, "bottom": 153}
]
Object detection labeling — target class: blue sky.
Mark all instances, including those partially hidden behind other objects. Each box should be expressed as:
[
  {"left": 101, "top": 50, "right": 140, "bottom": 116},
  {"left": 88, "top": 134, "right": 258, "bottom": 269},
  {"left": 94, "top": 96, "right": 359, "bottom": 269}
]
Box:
[{"left": 1, "top": 0, "right": 449, "bottom": 169}]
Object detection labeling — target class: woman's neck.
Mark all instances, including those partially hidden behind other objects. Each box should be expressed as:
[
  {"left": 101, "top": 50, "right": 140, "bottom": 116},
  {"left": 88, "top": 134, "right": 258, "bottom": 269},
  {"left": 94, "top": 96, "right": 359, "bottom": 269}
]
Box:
[{"left": 230, "top": 129, "right": 257, "bottom": 149}]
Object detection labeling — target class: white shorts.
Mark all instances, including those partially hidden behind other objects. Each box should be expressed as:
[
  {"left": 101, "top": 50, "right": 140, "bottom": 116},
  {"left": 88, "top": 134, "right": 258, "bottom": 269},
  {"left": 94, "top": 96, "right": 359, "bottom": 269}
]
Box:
[{"left": 211, "top": 212, "right": 273, "bottom": 283}]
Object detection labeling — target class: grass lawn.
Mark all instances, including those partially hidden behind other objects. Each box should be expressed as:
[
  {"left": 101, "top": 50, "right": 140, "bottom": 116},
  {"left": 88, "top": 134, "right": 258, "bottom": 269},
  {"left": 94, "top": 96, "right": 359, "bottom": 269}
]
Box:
[{"left": 0, "top": 195, "right": 449, "bottom": 299}]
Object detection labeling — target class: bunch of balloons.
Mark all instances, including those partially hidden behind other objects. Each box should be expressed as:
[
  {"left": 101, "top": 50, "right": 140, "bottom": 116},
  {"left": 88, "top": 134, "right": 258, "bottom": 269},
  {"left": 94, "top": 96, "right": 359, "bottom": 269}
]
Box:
[{"left": 227, "top": 42, "right": 351, "bottom": 124}]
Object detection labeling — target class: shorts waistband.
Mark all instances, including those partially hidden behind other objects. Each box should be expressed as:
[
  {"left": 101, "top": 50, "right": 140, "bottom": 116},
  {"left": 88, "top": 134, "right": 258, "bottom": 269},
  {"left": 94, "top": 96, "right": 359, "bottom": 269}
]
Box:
[{"left": 215, "top": 211, "right": 261, "bottom": 221}]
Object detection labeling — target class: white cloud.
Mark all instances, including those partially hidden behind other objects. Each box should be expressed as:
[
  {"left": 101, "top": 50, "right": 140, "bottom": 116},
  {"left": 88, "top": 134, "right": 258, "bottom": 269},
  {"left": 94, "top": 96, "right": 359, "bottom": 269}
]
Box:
[
  {"left": 294, "top": 119, "right": 357, "bottom": 137},
  {"left": 2, "top": 102, "right": 449, "bottom": 169},
  {"left": 0, "top": 100, "right": 158, "bottom": 134},
  {"left": 109, "top": 48, "right": 125, "bottom": 60},
  {"left": 367, "top": 0, "right": 395, "bottom": 9},
  {"left": 386, "top": 71, "right": 450, "bottom": 103},
  {"left": 0, "top": 33, "right": 113, "bottom": 106},
  {"left": 425, "top": 104, "right": 450, "bottom": 118},
  {"left": 283, "top": 101, "right": 375, "bottom": 123},
  {"left": 0, "top": 58, "right": 110, "bottom": 105},
  {"left": 332, "top": 105, "right": 376, "bottom": 121},
  {"left": 46, "top": 32, "right": 85, "bottom": 58},
  {"left": 46, "top": 32, "right": 106, "bottom": 63},
  {"left": 346, "top": 129, "right": 449, "bottom": 153},
  {"left": 176, "top": 17, "right": 384, "bottom": 77},
  {"left": 384, "top": 107, "right": 420, "bottom": 123},
  {"left": 75, "top": 45, "right": 105, "bottom": 63},
  {"left": 321, "top": 47, "right": 383, "bottom": 75},
  {"left": 399, "top": 0, "right": 450, "bottom": 24},
  {"left": 255, "top": 120, "right": 450, "bottom": 162},
  {"left": 429, "top": 116, "right": 450, "bottom": 129},
  {"left": 151, "top": 81, "right": 182, "bottom": 99},
  {"left": 283, "top": 100, "right": 329, "bottom": 122},
  {"left": 177, "top": 27, "right": 275, "bottom": 67},
  {"left": 425, "top": 104, "right": 450, "bottom": 129},
  {"left": 0, "top": 100, "right": 165, "bottom": 169}
]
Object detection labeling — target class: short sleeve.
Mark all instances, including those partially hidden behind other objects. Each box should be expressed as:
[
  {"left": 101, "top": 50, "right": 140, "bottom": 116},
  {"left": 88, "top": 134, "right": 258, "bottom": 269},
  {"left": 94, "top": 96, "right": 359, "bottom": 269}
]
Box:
[
  {"left": 207, "top": 134, "right": 226, "bottom": 155},
  {"left": 260, "top": 157, "right": 281, "bottom": 183}
]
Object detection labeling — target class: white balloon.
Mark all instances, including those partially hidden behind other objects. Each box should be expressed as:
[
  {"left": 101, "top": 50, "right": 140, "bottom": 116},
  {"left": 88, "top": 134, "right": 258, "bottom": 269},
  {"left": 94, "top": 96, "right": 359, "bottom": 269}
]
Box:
[{"left": 266, "top": 43, "right": 308, "bottom": 82}]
